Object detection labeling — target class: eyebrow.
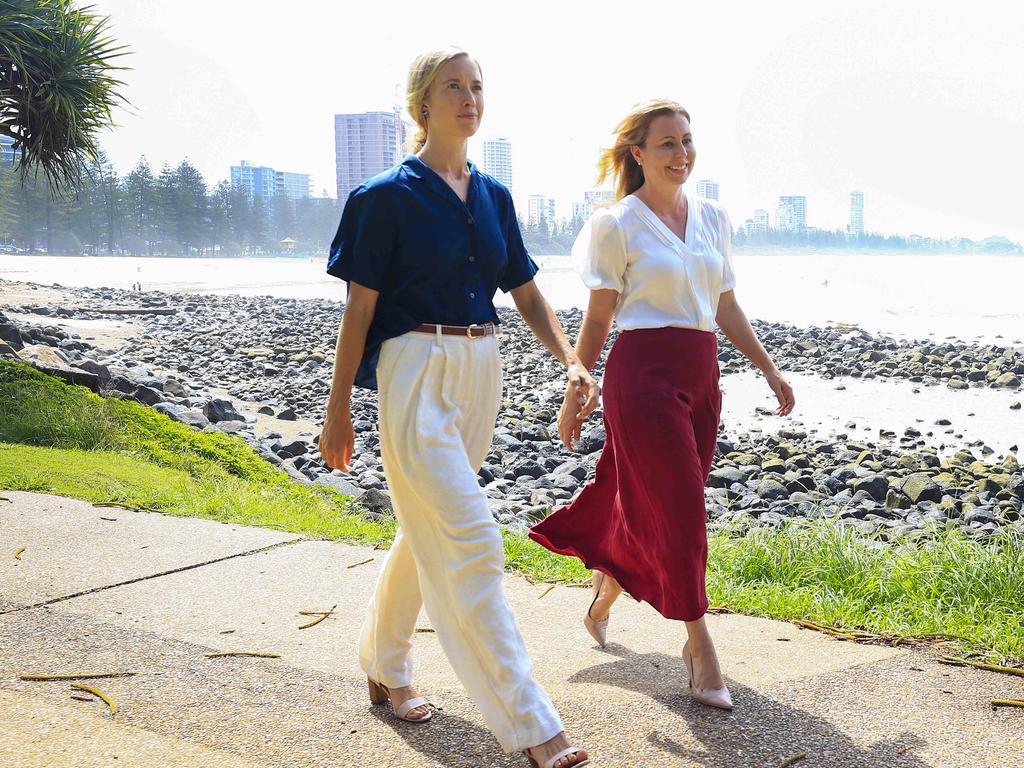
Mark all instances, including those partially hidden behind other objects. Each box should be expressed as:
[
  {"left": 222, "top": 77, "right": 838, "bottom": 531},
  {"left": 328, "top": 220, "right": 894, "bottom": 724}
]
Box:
[
  {"left": 443, "top": 77, "right": 483, "bottom": 85},
  {"left": 657, "top": 133, "right": 692, "bottom": 140}
]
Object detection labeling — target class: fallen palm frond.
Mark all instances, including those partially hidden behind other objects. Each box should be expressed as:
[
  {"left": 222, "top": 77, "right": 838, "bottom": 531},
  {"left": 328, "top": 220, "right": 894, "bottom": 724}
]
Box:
[
  {"left": 70, "top": 683, "right": 117, "bottom": 714},
  {"left": 204, "top": 651, "right": 280, "bottom": 659},
  {"left": 939, "top": 657, "right": 1024, "bottom": 678},
  {"left": 14, "top": 547, "right": 25, "bottom": 560},
  {"left": 298, "top": 604, "right": 337, "bottom": 630},
  {"left": 93, "top": 501, "right": 155, "bottom": 513},
  {"left": 992, "top": 699, "right": 1024, "bottom": 709},
  {"left": 346, "top": 557, "right": 374, "bottom": 569},
  {"left": 779, "top": 753, "right": 807, "bottom": 767},
  {"left": 20, "top": 672, "right": 136, "bottom": 682},
  {"left": 538, "top": 585, "right": 556, "bottom": 599}
]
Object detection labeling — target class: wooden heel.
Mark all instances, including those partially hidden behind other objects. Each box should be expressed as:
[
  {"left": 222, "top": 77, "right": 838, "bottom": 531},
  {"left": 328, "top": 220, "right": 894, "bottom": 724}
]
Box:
[{"left": 367, "top": 678, "right": 389, "bottom": 705}]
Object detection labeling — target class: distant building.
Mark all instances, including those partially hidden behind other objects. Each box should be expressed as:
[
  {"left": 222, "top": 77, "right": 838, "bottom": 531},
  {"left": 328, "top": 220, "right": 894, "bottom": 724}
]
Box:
[
  {"left": 482, "top": 137, "right": 513, "bottom": 192},
  {"left": 695, "top": 179, "right": 719, "bottom": 200},
  {"left": 528, "top": 195, "right": 557, "bottom": 228},
  {"left": 230, "top": 161, "right": 311, "bottom": 201},
  {"left": 334, "top": 110, "right": 406, "bottom": 201},
  {"left": 745, "top": 208, "right": 770, "bottom": 235},
  {"left": 848, "top": 191, "right": 865, "bottom": 236},
  {"left": 0, "top": 135, "right": 19, "bottom": 166},
  {"left": 776, "top": 195, "right": 807, "bottom": 231},
  {"left": 573, "top": 189, "right": 616, "bottom": 220}
]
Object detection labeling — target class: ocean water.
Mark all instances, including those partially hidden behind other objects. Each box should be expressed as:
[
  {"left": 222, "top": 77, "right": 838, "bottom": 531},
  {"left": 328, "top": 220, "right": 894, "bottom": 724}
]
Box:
[
  {"left": 2, "top": 251, "right": 1021, "bottom": 456},
  {"left": 2, "top": 250, "right": 1021, "bottom": 346}
]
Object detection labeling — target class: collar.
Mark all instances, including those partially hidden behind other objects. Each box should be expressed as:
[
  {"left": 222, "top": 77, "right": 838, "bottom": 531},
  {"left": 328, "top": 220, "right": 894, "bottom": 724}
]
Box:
[{"left": 403, "top": 154, "right": 477, "bottom": 209}]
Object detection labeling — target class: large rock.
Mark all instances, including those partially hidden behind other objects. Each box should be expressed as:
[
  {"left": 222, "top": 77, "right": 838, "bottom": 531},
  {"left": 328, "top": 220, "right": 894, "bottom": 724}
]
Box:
[
  {"left": 132, "top": 384, "right": 165, "bottom": 406},
  {"left": 900, "top": 472, "right": 943, "bottom": 504},
  {"left": 576, "top": 425, "right": 606, "bottom": 454},
  {"left": 0, "top": 320, "right": 24, "bottom": 351},
  {"left": 314, "top": 473, "right": 364, "bottom": 499},
  {"left": 708, "top": 467, "right": 747, "bottom": 489},
  {"left": 755, "top": 478, "right": 789, "bottom": 501},
  {"left": 202, "top": 397, "right": 244, "bottom": 423},
  {"left": 153, "top": 402, "right": 210, "bottom": 429},
  {"left": 358, "top": 488, "right": 394, "bottom": 518},
  {"left": 852, "top": 474, "right": 890, "bottom": 502}
]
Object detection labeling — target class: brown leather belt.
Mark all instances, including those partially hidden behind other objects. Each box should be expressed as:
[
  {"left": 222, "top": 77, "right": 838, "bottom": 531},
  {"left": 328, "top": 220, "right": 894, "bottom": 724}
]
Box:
[{"left": 413, "top": 323, "right": 496, "bottom": 339}]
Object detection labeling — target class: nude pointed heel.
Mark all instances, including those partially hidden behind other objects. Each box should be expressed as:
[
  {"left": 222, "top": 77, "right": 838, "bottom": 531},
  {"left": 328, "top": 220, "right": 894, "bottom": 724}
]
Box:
[
  {"left": 583, "top": 571, "right": 609, "bottom": 648},
  {"left": 367, "top": 677, "right": 433, "bottom": 723},
  {"left": 682, "top": 641, "right": 733, "bottom": 711}
]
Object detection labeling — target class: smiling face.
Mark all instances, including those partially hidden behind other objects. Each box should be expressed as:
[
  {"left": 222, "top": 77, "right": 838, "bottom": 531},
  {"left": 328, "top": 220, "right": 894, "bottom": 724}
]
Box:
[
  {"left": 631, "top": 112, "right": 696, "bottom": 189},
  {"left": 421, "top": 54, "right": 484, "bottom": 142}
]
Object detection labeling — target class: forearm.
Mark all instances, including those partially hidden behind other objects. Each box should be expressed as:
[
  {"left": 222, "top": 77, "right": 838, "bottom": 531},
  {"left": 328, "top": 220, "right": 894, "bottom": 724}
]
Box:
[
  {"left": 716, "top": 301, "right": 778, "bottom": 374},
  {"left": 326, "top": 300, "right": 374, "bottom": 414},
  {"left": 575, "top": 314, "right": 612, "bottom": 372},
  {"left": 516, "top": 290, "right": 579, "bottom": 368}
]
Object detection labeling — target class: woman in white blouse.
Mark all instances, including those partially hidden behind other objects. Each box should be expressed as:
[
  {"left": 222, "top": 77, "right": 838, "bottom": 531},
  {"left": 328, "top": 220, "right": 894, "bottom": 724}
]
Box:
[{"left": 530, "top": 99, "right": 794, "bottom": 711}]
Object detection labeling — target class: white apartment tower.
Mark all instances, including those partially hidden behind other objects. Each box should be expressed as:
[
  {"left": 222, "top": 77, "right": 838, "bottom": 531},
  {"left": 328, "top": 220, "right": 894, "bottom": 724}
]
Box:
[
  {"left": 848, "top": 191, "right": 865, "bottom": 236},
  {"left": 528, "top": 195, "right": 557, "bottom": 228},
  {"left": 334, "top": 110, "right": 406, "bottom": 201},
  {"left": 695, "top": 179, "right": 719, "bottom": 200},
  {"left": 482, "top": 137, "right": 513, "bottom": 192}
]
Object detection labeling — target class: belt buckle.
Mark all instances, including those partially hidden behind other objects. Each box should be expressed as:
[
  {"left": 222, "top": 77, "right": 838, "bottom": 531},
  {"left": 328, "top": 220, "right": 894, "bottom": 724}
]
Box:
[{"left": 466, "top": 323, "right": 481, "bottom": 339}]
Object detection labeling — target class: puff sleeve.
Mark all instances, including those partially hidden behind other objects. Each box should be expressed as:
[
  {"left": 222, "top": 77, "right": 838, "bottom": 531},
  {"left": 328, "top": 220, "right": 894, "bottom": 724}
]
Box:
[
  {"left": 326, "top": 185, "right": 398, "bottom": 291},
  {"left": 573, "top": 208, "right": 628, "bottom": 292}
]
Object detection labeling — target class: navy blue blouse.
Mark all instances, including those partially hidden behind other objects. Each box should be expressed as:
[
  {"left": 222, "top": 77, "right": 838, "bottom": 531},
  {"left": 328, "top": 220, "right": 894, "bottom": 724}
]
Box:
[{"left": 327, "top": 155, "right": 538, "bottom": 390}]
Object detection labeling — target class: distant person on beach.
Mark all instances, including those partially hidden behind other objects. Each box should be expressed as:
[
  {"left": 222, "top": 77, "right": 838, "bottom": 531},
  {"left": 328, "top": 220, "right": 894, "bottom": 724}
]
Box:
[
  {"left": 319, "top": 47, "right": 595, "bottom": 768},
  {"left": 529, "top": 99, "right": 795, "bottom": 712}
]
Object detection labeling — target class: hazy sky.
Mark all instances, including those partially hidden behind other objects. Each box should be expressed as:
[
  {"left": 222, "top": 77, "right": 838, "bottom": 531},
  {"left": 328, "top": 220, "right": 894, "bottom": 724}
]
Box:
[{"left": 92, "top": 0, "right": 1024, "bottom": 242}]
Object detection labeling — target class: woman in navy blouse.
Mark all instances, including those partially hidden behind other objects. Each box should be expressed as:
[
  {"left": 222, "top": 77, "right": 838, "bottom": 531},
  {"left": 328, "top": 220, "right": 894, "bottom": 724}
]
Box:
[{"left": 320, "top": 48, "right": 596, "bottom": 768}]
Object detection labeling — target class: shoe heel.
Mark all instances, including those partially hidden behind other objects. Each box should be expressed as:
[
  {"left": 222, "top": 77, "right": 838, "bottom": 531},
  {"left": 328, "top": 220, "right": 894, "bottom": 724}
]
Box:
[{"left": 367, "top": 678, "right": 389, "bottom": 705}]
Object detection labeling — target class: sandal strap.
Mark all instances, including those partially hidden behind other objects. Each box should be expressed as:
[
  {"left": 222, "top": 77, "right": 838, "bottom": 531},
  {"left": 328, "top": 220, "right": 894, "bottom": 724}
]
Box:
[
  {"left": 395, "top": 696, "right": 429, "bottom": 719},
  {"left": 542, "top": 747, "right": 587, "bottom": 768}
]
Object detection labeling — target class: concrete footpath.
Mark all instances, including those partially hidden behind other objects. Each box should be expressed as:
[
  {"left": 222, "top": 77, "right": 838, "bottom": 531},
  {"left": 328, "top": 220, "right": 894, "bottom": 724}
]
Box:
[{"left": 1, "top": 491, "right": 1021, "bottom": 767}]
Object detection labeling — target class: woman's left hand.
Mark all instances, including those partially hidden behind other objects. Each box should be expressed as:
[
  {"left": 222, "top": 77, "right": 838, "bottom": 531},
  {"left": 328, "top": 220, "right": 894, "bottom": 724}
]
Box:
[
  {"left": 558, "top": 363, "right": 600, "bottom": 451},
  {"left": 765, "top": 368, "right": 795, "bottom": 416}
]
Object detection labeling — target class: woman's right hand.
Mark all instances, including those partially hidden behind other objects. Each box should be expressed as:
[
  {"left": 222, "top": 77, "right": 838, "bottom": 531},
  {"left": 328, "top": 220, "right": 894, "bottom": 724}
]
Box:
[{"left": 319, "top": 405, "right": 355, "bottom": 473}]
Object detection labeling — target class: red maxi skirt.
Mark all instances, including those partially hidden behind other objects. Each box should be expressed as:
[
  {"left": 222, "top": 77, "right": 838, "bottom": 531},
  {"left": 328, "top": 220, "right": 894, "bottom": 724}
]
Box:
[{"left": 529, "top": 327, "right": 721, "bottom": 622}]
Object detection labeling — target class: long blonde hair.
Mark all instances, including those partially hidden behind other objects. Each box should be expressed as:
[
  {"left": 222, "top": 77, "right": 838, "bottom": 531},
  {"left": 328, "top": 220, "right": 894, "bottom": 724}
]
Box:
[
  {"left": 597, "top": 99, "right": 691, "bottom": 200},
  {"left": 406, "top": 47, "right": 482, "bottom": 153}
]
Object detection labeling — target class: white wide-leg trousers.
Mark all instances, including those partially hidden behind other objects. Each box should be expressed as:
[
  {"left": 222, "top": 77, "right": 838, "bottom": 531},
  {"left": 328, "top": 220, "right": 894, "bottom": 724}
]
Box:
[{"left": 358, "top": 330, "right": 563, "bottom": 753}]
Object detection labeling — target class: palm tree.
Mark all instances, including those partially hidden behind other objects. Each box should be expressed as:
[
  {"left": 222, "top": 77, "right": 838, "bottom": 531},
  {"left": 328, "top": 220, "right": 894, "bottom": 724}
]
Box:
[{"left": 0, "top": 0, "right": 128, "bottom": 195}]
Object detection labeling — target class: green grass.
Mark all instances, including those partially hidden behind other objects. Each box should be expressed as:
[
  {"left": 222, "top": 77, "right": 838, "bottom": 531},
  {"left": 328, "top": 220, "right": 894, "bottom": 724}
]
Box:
[{"left": 2, "top": 359, "right": 1022, "bottom": 664}]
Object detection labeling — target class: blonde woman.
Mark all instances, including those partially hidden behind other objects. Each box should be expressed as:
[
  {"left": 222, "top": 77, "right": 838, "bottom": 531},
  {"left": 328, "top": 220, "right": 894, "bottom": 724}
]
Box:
[
  {"left": 530, "top": 100, "right": 794, "bottom": 710},
  {"left": 319, "top": 48, "right": 594, "bottom": 768}
]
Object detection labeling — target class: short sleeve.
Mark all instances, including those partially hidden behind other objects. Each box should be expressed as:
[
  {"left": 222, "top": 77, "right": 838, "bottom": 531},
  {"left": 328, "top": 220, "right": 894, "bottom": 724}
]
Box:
[
  {"left": 326, "top": 185, "right": 398, "bottom": 291},
  {"left": 497, "top": 192, "right": 539, "bottom": 293},
  {"left": 574, "top": 208, "right": 627, "bottom": 292},
  {"left": 718, "top": 207, "right": 737, "bottom": 292}
]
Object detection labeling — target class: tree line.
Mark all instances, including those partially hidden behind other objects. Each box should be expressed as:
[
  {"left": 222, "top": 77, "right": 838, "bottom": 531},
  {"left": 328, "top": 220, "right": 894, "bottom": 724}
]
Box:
[{"left": 0, "top": 154, "right": 345, "bottom": 256}]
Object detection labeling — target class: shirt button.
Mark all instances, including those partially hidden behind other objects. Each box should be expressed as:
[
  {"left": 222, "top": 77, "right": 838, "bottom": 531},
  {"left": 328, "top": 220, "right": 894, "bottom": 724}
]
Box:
[
  {"left": 469, "top": 256, "right": 476, "bottom": 262},
  {"left": 467, "top": 216, "right": 474, "bottom": 225},
  {"left": 469, "top": 292, "right": 476, "bottom": 299}
]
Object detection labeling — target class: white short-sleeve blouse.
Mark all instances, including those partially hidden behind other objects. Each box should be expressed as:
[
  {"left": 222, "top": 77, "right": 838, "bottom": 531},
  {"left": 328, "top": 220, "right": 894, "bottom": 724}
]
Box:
[{"left": 574, "top": 191, "right": 736, "bottom": 331}]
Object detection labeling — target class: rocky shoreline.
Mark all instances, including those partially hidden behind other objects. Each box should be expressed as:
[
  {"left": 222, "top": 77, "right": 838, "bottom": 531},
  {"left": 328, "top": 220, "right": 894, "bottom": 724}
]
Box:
[{"left": 2, "top": 279, "right": 1022, "bottom": 541}]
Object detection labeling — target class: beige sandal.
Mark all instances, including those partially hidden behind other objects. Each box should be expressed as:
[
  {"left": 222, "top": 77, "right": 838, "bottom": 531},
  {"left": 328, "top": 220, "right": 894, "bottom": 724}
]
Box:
[
  {"left": 524, "top": 746, "right": 590, "bottom": 768},
  {"left": 367, "top": 678, "right": 433, "bottom": 723}
]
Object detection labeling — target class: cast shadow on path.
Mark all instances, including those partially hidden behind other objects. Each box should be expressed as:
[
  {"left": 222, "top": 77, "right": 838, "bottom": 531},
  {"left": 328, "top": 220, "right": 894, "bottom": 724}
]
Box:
[{"left": 567, "top": 643, "right": 931, "bottom": 768}]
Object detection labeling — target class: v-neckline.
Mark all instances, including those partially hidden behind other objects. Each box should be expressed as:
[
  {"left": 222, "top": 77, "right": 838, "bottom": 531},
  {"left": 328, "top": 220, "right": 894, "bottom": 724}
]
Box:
[
  {"left": 626, "top": 191, "right": 695, "bottom": 251},
  {"left": 410, "top": 154, "right": 475, "bottom": 209}
]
